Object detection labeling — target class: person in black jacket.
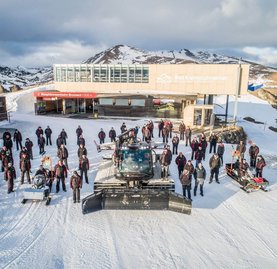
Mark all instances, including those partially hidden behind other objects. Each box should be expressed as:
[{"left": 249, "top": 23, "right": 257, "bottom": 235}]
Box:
[
  {"left": 4, "top": 136, "right": 13, "bottom": 154},
  {"left": 38, "top": 134, "right": 46, "bottom": 154},
  {"left": 3, "top": 129, "right": 12, "bottom": 144},
  {"left": 120, "top": 122, "right": 127, "bottom": 133},
  {"left": 56, "top": 135, "right": 63, "bottom": 149},
  {"left": 13, "top": 129, "right": 23, "bottom": 150},
  {"left": 98, "top": 129, "right": 106, "bottom": 144},
  {"left": 158, "top": 119, "right": 164, "bottom": 138},
  {"left": 77, "top": 135, "right": 86, "bottom": 147},
  {"left": 70, "top": 171, "right": 82, "bottom": 203},
  {"left": 217, "top": 141, "right": 225, "bottom": 166},
  {"left": 25, "top": 138, "right": 33, "bottom": 160},
  {"left": 79, "top": 155, "right": 89, "bottom": 184},
  {"left": 209, "top": 133, "right": 218, "bottom": 154},
  {"left": 172, "top": 134, "right": 179, "bottom": 155},
  {"left": 193, "top": 162, "right": 206, "bottom": 197},
  {"left": 60, "top": 129, "right": 68, "bottom": 145},
  {"left": 35, "top": 126, "right": 44, "bottom": 145},
  {"left": 109, "top": 127, "right": 116, "bottom": 142},
  {"left": 57, "top": 144, "right": 69, "bottom": 169},
  {"left": 45, "top": 126, "right": 52, "bottom": 146},
  {"left": 77, "top": 143, "right": 87, "bottom": 159},
  {"left": 76, "top": 125, "right": 83, "bottom": 145},
  {"left": 199, "top": 135, "right": 207, "bottom": 161},
  {"left": 7, "top": 162, "right": 16, "bottom": 194},
  {"left": 175, "top": 152, "right": 187, "bottom": 177},
  {"left": 20, "top": 152, "right": 31, "bottom": 184},
  {"left": 209, "top": 153, "right": 221, "bottom": 184},
  {"left": 54, "top": 160, "right": 67, "bottom": 193}
]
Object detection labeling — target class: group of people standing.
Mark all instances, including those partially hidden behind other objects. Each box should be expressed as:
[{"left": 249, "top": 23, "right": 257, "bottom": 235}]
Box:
[
  {"left": 1, "top": 120, "right": 267, "bottom": 205},
  {"left": 158, "top": 121, "right": 267, "bottom": 201},
  {"left": 1, "top": 126, "right": 90, "bottom": 203}
]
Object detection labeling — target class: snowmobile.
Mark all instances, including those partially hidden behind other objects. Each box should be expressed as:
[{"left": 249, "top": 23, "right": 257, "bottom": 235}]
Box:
[
  {"left": 22, "top": 156, "right": 53, "bottom": 205},
  {"left": 225, "top": 163, "right": 269, "bottom": 193},
  {"left": 82, "top": 128, "right": 192, "bottom": 215}
]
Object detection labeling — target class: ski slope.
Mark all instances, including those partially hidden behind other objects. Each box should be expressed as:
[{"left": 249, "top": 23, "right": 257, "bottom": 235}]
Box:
[{"left": 0, "top": 87, "right": 277, "bottom": 269}]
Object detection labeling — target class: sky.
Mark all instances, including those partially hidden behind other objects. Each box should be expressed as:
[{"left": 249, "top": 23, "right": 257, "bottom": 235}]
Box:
[{"left": 0, "top": 0, "right": 276, "bottom": 67}]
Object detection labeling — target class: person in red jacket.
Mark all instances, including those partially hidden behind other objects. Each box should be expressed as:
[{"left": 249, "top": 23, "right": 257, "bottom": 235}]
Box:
[
  {"left": 195, "top": 146, "right": 204, "bottom": 168},
  {"left": 190, "top": 137, "right": 199, "bottom": 160},
  {"left": 70, "top": 171, "right": 82, "bottom": 203},
  {"left": 256, "top": 155, "right": 266, "bottom": 177},
  {"left": 79, "top": 155, "right": 89, "bottom": 184},
  {"left": 20, "top": 153, "right": 31, "bottom": 184},
  {"left": 54, "top": 159, "right": 68, "bottom": 192}
]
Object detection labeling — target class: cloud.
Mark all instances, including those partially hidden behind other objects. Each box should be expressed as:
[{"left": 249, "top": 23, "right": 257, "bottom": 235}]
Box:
[
  {"left": 0, "top": 0, "right": 276, "bottom": 66},
  {"left": 242, "top": 47, "right": 277, "bottom": 66},
  {"left": 0, "top": 41, "right": 107, "bottom": 67}
]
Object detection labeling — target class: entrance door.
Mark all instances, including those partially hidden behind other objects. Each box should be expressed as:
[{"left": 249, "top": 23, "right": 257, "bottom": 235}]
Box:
[{"left": 78, "top": 99, "right": 86, "bottom": 113}]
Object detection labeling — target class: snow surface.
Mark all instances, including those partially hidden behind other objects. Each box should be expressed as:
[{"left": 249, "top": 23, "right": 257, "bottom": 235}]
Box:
[{"left": 0, "top": 87, "right": 277, "bottom": 269}]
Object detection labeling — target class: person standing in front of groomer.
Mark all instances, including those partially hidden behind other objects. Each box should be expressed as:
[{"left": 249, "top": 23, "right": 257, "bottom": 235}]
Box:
[
  {"left": 70, "top": 171, "right": 82, "bottom": 203},
  {"left": 193, "top": 162, "right": 206, "bottom": 197}
]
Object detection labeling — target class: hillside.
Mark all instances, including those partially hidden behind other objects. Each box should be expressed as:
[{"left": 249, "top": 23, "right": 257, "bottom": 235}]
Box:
[{"left": 0, "top": 65, "right": 52, "bottom": 92}]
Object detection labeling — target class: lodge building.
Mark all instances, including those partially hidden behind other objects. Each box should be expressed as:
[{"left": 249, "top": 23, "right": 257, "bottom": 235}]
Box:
[{"left": 34, "top": 63, "right": 249, "bottom": 126}]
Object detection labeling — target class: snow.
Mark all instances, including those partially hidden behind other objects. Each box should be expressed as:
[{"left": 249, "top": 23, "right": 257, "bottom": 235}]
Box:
[{"left": 0, "top": 87, "right": 277, "bottom": 269}]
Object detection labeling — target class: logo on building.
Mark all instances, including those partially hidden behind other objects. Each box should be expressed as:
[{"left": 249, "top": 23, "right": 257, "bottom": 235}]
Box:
[
  {"left": 156, "top": 74, "right": 172, "bottom": 84},
  {"left": 156, "top": 74, "right": 228, "bottom": 84}
]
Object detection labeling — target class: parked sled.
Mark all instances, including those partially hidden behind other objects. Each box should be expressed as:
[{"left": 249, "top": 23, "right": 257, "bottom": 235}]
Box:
[
  {"left": 22, "top": 156, "right": 53, "bottom": 205},
  {"left": 225, "top": 163, "right": 269, "bottom": 193},
  {"left": 22, "top": 174, "right": 51, "bottom": 205}
]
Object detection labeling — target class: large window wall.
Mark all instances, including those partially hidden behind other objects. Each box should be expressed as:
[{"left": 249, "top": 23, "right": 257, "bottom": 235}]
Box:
[{"left": 54, "top": 64, "right": 149, "bottom": 83}]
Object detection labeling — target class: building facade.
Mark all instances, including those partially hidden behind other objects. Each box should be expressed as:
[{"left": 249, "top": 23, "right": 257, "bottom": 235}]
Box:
[{"left": 34, "top": 63, "right": 249, "bottom": 126}]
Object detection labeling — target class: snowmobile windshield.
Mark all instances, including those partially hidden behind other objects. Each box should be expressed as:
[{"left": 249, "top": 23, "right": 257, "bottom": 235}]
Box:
[{"left": 119, "top": 148, "right": 152, "bottom": 174}]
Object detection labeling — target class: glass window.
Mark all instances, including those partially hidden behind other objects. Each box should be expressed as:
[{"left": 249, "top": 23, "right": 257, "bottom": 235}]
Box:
[
  {"left": 129, "top": 67, "right": 135, "bottom": 83},
  {"left": 131, "top": 99, "right": 145, "bottom": 106},
  {"left": 99, "top": 98, "right": 113, "bottom": 105},
  {"left": 114, "top": 67, "right": 121, "bottom": 82},
  {"left": 100, "top": 66, "right": 108, "bottom": 82},
  {"left": 80, "top": 67, "right": 88, "bottom": 82},
  {"left": 75, "top": 67, "right": 81, "bottom": 82},
  {"left": 55, "top": 67, "right": 61, "bottom": 81},
  {"left": 61, "top": 68, "right": 67, "bottom": 82},
  {"left": 142, "top": 67, "right": 149, "bottom": 83},
  {"left": 118, "top": 149, "right": 152, "bottom": 173},
  {"left": 93, "top": 67, "right": 100, "bottom": 82},
  {"left": 67, "top": 68, "right": 74, "bottom": 82},
  {"left": 110, "top": 67, "right": 114, "bottom": 82},
  {"left": 135, "top": 67, "right": 142, "bottom": 83},
  {"left": 115, "top": 99, "right": 129, "bottom": 106},
  {"left": 121, "top": 67, "right": 127, "bottom": 83}
]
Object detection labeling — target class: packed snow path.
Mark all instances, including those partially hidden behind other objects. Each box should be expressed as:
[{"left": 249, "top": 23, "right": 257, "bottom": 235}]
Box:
[{"left": 0, "top": 87, "right": 277, "bottom": 269}]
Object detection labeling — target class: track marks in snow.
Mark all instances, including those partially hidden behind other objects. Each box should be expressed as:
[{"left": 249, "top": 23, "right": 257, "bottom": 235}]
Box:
[{"left": 0, "top": 203, "right": 56, "bottom": 269}]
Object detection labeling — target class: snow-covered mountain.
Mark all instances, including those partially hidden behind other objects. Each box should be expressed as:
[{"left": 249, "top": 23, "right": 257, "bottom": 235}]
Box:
[
  {"left": 84, "top": 44, "right": 277, "bottom": 87},
  {"left": 0, "top": 65, "right": 52, "bottom": 92},
  {"left": 1, "top": 44, "right": 276, "bottom": 92}
]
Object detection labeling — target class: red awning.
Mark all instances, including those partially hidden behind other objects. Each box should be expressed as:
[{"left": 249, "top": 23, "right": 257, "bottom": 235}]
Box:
[{"left": 34, "top": 91, "right": 97, "bottom": 99}]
